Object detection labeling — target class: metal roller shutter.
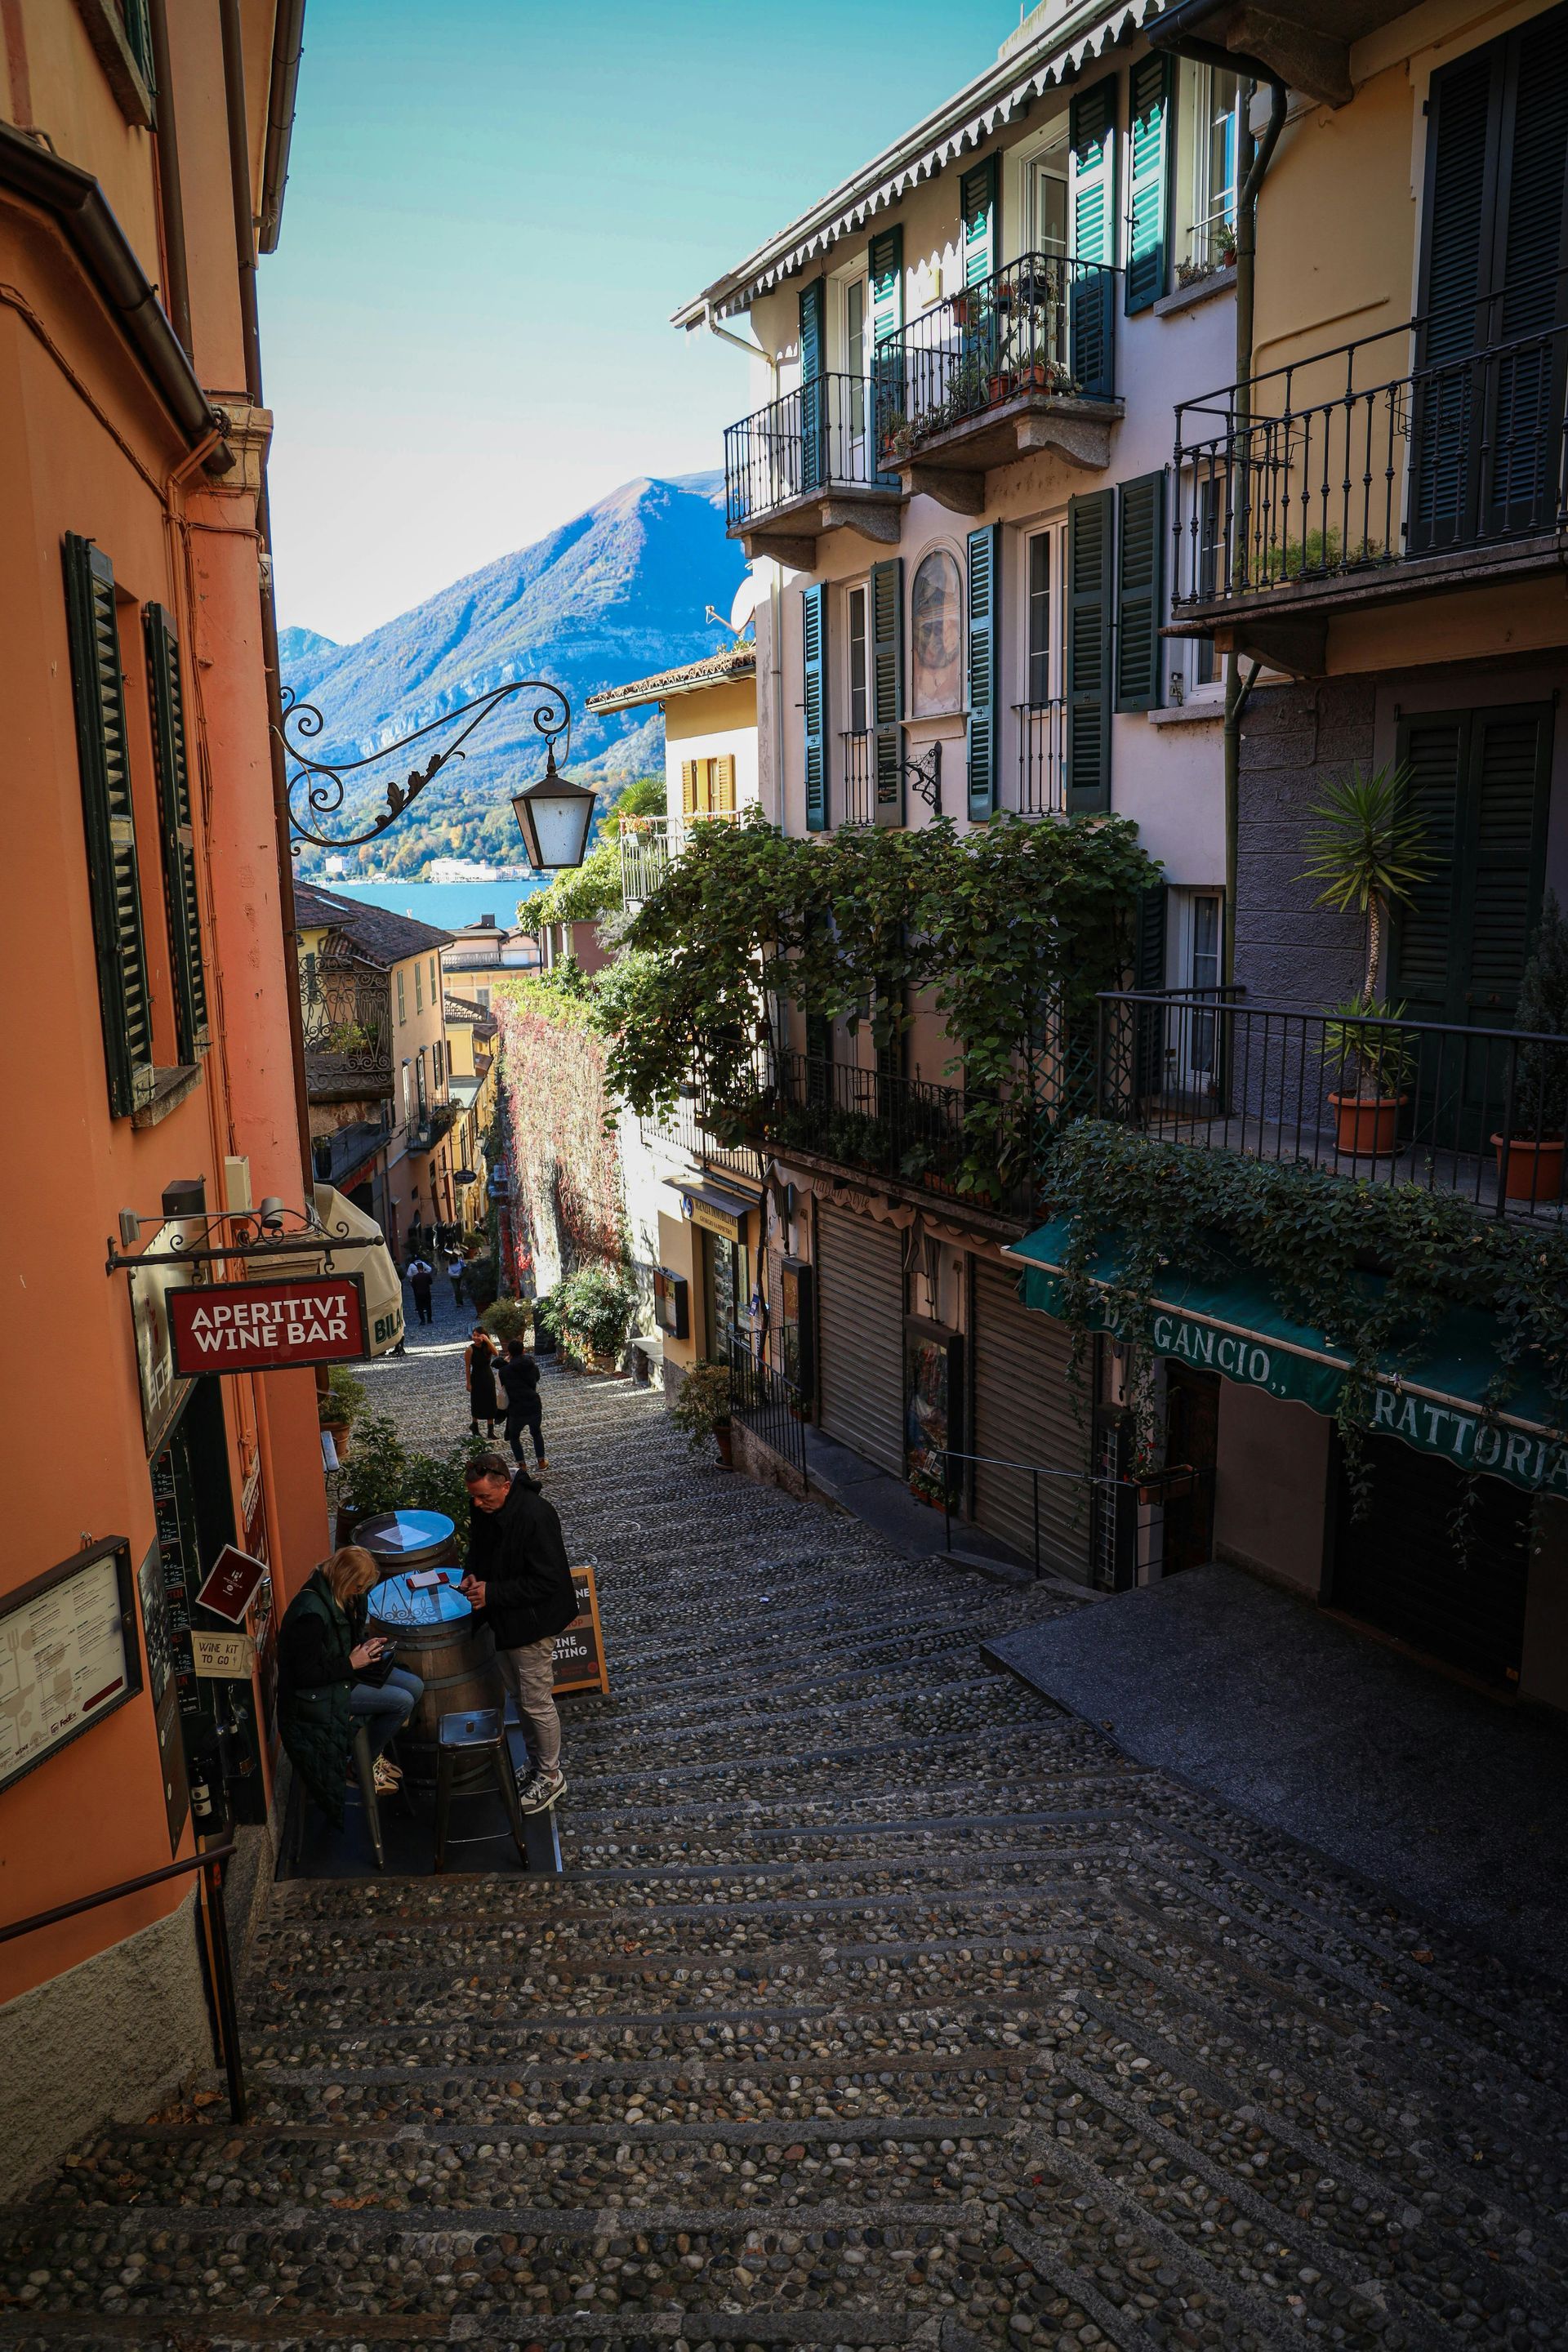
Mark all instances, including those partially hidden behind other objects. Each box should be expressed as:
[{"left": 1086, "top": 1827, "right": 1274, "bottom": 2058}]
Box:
[
  {"left": 817, "top": 1202, "right": 905, "bottom": 1476},
  {"left": 972, "top": 1256, "right": 1092, "bottom": 1579}
]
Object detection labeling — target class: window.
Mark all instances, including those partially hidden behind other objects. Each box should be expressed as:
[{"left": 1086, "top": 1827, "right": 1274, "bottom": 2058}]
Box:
[
  {"left": 908, "top": 549, "right": 963, "bottom": 717},
  {"left": 414, "top": 959, "right": 423, "bottom": 1015},
  {"left": 416, "top": 1050, "right": 428, "bottom": 1117},
  {"left": 1188, "top": 64, "right": 1241, "bottom": 270},
  {"left": 844, "top": 274, "right": 868, "bottom": 451},
  {"left": 401, "top": 1059, "right": 412, "bottom": 1123},
  {"left": 1027, "top": 138, "right": 1069, "bottom": 258},
  {"left": 475, "top": 985, "right": 490, "bottom": 1009},
  {"left": 1026, "top": 530, "right": 1055, "bottom": 705},
  {"left": 433, "top": 1038, "right": 444, "bottom": 1092},
  {"left": 680, "top": 757, "right": 737, "bottom": 814},
  {"left": 848, "top": 584, "right": 869, "bottom": 733},
  {"left": 430, "top": 954, "right": 438, "bottom": 1004},
  {"left": 397, "top": 969, "right": 406, "bottom": 1023}
]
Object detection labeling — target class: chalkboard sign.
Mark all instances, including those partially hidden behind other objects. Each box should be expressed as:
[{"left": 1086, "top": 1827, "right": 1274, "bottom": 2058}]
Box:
[{"left": 553, "top": 1565, "right": 608, "bottom": 1695}]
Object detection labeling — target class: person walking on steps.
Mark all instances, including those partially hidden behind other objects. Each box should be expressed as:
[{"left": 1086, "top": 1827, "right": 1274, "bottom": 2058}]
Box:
[
  {"left": 406, "top": 1255, "right": 434, "bottom": 1326},
  {"left": 446, "top": 1250, "right": 466, "bottom": 1312},
  {"left": 496, "top": 1337, "right": 547, "bottom": 1471},
  {"left": 460, "top": 1452, "right": 574, "bottom": 1814},
  {"left": 466, "top": 1325, "right": 501, "bottom": 1438}
]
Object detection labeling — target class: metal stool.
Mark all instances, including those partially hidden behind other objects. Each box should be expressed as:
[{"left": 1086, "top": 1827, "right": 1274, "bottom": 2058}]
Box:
[{"left": 433, "top": 1706, "right": 528, "bottom": 1872}]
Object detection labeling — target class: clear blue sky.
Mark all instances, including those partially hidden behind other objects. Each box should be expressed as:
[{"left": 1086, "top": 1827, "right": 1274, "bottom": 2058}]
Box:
[{"left": 260, "top": 0, "right": 1001, "bottom": 644}]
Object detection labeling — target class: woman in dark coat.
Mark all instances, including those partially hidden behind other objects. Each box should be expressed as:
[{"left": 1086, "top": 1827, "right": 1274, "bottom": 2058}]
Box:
[
  {"left": 496, "top": 1339, "right": 547, "bottom": 1470},
  {"left": 277, "top": 1548, "right": 423, "bottom": 1819},
  {"left": 466, "top": 1327, "right": 501, "bottom": 1437}
]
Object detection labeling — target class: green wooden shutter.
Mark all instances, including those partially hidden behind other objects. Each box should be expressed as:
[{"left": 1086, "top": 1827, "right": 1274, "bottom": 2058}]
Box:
[
  {"left": 800, "top": 278, "right": 826, "bottom": 493},
  {"left": 802, "top": 582, "right": 829, "bottom": 832},
  {"left": 870, "top": 557, "right": 904, "bottom": 828},
  {"left": 122, "top": 0, "right": 155, "bottom": 90},
  {"left": 870, "top": 225, "right": 904, "bottom": 488},
  {"left": 1133, "top": 882, "right": 1169, "bottom": 1094},
  {"left": 1069, "top": 75, "right": 1119, "bottom": 398},
  {"left": 1125, "top": 51, "right": 1171, "bottom": 314},
  {"left": 1066, "top": 490, "right": 1114, "bottom": 813},
  {"left": 960, "top": 155, "right": 999, "bottom": 288},
  {"left": 1115, "top": 471, "right": 1165, "bottom": 712},
  {"left": 64, "top": 533, "right": 154, "bottom": 1118},
  {"left": 144, "top": 603, "right": 208, "bottom": 1061},
  {"left": 965, "top": 523, "right": 1000, "bottom": 822}
]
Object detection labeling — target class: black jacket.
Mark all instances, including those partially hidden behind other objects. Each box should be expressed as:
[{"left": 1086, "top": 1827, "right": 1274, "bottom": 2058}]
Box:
[
  {"left": 496, "top": 1355, "right": 541, "bottom": 1418},
  {"left": 466, "top": 1475, "right": 577, "bottom": 1650}
]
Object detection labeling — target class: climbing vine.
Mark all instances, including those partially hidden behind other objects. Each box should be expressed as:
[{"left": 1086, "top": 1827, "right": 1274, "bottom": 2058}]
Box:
[{"left": 493, "top": 973, "right": 626, "bottom": 1295}]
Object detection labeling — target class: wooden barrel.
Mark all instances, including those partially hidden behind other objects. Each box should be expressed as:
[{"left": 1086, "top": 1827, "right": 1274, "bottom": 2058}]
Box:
[{"left": 365, "top": 1560, "right": 504, "bottom": 1790}]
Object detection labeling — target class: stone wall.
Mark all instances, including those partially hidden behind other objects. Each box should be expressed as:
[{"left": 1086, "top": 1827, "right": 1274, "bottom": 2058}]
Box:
[
  {"left": 730, "top": 1416, "right": 811, "bottom": 1503},
  {"left": 1235, "top": 678, "right": 1376, "bottom": 1007}
]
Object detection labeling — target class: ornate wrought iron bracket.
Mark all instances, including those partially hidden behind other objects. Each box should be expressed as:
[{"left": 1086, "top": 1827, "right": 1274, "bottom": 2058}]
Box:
[
  {"left": 278, "top": 678, "right": 572, "bottom": 851},
  {"left": 898, "top": 741, "right": 942, "bottom": 816},
  {"left": 106, "top": 1204, "right": 380, "bottom": 1276}
]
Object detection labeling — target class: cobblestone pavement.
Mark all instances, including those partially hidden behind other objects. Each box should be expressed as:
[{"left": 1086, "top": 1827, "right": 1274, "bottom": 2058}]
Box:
[{"left": 3, "top": 1344, "right": 1568, "bottom": 2351}]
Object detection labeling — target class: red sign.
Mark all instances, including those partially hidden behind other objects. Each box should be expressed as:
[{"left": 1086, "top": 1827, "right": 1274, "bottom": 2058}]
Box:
[
  {"left": 194, "top": 1544, "right": 270, "bottom": 1626},
  {"left": 167, "top": 1274, "right": 368, "bottom": 1374}
]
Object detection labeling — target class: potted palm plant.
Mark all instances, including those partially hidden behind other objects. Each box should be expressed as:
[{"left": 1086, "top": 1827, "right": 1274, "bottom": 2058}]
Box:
[
  {"left": 1299, "top": 764, "right": 1431, "bottom": 1155},
  {"left": 1495, "top": 891, "right": 1568, "bottom": 1204}
]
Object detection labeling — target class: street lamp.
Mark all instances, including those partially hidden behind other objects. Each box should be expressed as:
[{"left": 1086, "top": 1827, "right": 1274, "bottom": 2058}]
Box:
[
  {"left": 278, "top": 677, "right": 596, "bottom": 866},
  {"left": 510, "top": 744, "right": 599, "bottom": 871}
]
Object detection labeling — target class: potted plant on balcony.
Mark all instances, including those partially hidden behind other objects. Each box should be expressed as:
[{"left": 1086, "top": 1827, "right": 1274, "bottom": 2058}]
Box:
[
  {"left": 670, "top": 1358, "right": 735, "bottom": 1466},
  {"left": 879, "top": 408, "right": 913, "bottom": 462},
  {"left": 1494, "top": 891, "right": 1568, "bottom": 1204},
  {"left": 1299, "top": 763, "right": 1432, "bottom": 1154}
]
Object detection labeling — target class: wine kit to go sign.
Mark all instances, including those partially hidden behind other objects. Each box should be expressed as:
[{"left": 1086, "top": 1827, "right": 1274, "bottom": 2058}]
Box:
[{"left": 168, "top": 1275, "right": 370, "bottom": 1374}]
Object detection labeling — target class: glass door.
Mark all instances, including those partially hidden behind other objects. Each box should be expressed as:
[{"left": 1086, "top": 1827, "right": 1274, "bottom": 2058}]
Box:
[{"left": 845, "top": 275, "right": 870, "bottom": 477}]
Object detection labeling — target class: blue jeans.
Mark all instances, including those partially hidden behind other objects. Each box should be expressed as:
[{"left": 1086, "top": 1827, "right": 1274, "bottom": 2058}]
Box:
[{"left": 349, "top": 1664, "right": 423, "bottom": 1758}]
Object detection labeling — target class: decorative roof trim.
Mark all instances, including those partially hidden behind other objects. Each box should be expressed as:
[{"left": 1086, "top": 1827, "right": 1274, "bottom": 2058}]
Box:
[
  {"left": 672, "top": 0, "right": 1157, "bottom": 323},
  {"left": 587, "top": 647, "right": 758, "bottom": 716}
]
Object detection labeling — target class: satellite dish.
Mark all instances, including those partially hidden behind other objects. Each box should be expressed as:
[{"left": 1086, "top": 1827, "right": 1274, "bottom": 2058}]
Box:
[{"left": 728, "top": 575, "right": 760, "bottom": 636}]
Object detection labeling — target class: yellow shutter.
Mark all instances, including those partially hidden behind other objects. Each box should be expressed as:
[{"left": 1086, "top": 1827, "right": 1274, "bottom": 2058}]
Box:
[
  {"left": 681, "top": 760, "right": 700, "bottom": 815},
  {"left": 713, "top": 754, "right": 737, "bottom": 813}
]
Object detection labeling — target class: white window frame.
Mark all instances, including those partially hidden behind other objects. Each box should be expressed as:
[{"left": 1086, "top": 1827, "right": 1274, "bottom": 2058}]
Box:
[
  {"left": 1006, "top": 113, "right": 1071, "bottom": 267},
  {"left": 1183, "top": 58, "right": 1242, "bottom": 276}
]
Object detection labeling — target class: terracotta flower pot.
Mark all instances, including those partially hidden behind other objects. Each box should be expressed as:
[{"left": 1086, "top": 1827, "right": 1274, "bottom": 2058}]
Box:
[
  {"left": 1329, "top": 1090, "right": 1405, "bottom": 1155},
  {"left": 321, "top": 1419, "right": 350, "bottom": 1460},
  {"left": 1491, "top": 1132, "right": 1566, "bottom": 1204},
  {"left": 987, "top": 372, "right": 1016, "bottom": 404},
  {"left": 714, "top": 1423, "right": 734, "bottom": 1468}
]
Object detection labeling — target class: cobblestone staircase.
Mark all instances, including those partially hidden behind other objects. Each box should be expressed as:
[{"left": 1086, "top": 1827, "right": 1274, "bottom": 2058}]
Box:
[{"left": 3, "top": 1372, "right": 1568, "bottom": 2350}]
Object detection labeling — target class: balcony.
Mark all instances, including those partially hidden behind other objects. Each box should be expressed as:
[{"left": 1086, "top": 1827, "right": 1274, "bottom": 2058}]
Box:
[
  {"left": 1169, "top": 302, "right": 1568, "bottom": 675},
  {"left": 637, "top": 1084, "right": 768, "bottom": 1187},
  {"left": 311, "top": 1116, "right": 389, "bottom": 1191},
  {"left": 723, "top": 372, "right": 903, "bottom": 568},
  {"left": 1007, "top": 700, "right": 1066, "bottom": 817},
  {"left": 300, "top": 960, "right": 393, "bottom": 1103},
  {"left": 1097, "top": 990, "right": 1568, "bottom": 1223},
  {"left": 877, "top": 252, "right": 1123, "bottom": 515},
  {"left": 839, "top": 730, "right": 874, "bottom": 827},
  {"left": 619, "top": 810, "right": 740, "bottom": 911},
  {"left": 406, "top": 1100, "right": 460, "bottom": 1154}
]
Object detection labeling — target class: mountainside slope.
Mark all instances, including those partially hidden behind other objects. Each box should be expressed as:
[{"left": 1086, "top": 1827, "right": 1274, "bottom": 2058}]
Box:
[{"left": 280, "top": 471, "right": 743, "bottom": 875}]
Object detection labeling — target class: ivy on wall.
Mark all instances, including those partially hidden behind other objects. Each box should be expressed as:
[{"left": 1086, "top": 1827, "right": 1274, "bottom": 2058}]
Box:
[{"left": 493, "top": 973, "right": 627, "bottom": 1296}]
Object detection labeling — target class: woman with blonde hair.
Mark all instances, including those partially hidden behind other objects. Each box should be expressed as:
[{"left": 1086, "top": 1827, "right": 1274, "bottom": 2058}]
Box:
[{"left": 277, "top": 1546, "right": 425, "bottom": 1811}]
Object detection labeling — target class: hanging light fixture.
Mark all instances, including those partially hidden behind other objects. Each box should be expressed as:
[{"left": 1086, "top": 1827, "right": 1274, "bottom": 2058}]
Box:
[{"left": 510, "top": 743, "right": 599, "bottom": 871}]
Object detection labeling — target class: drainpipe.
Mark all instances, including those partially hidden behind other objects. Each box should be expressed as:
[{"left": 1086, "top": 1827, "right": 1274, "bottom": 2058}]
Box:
[
  {"left": 1149, "top": 16, "right": 1287, "bottom": 983},
  {"left": 702, "top": 304, "right": 786, "bottom": 825},
  {"left": 147, "top": 0, "right": 192, "bottom": 358}
]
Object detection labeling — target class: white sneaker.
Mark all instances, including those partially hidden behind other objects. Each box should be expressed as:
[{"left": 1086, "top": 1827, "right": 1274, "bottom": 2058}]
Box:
[{"left": 516, "top": 1766, "right": 567, "bottom": 1814}]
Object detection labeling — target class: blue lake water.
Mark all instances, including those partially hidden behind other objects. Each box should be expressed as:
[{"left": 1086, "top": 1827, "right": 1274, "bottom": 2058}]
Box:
[{"left": 316, "top": 876, "right": 543, "bottom": 931}]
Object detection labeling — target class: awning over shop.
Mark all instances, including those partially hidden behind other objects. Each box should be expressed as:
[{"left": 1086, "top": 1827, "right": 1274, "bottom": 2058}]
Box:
[
  {"left": 663, "top": 1176, "right": 755, "bottom": 1243},
  {"left": 1005, "top": 1219, "right": 1566, "bottom": 1498},
  {"left": 312, "top": 1185, "right": 403, "bottom": 1356}
]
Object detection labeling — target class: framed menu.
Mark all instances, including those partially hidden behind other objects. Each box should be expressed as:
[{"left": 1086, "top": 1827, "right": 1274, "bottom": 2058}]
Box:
[{"left": 0, "top": 1539, "right": 142, "bottom": 1797}]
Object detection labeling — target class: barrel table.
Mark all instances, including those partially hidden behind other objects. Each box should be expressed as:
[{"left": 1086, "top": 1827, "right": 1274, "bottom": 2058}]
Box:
[{"left": 362, "top": 1515, "right": 503, "bottom": 1791}]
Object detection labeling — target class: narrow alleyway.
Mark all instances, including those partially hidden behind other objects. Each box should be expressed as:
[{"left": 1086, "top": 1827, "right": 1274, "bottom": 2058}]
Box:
[{"left": 3, "top": 1356, "right": 1567, "bottom": 2350}]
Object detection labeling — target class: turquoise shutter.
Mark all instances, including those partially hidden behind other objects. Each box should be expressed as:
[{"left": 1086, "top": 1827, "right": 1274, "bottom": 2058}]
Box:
[
  {"left": 1069, "top": 76, "right": 1119, "bottom": 398},
  {"left": 960, "top": 155, "right": 999, "bottom": 287},
  {"left": 144, "top": 604, "right": 209, "bottom": 1060},
  {"left": 1066, "top": 490, "right": 1114, "bottom": 812},
  {"left": 800, "top": 278, "right": 826, "bottom": 493},
  {"left": 965, "top": 524, "right": 1001, "bottom": 821},
  {"left": 122, "top": 0, "right": 155, "bottom": 90},
  {"left": 1125, "top": 52, "right": 1171, "bottom": 314},
  {"left": 64, "top": 534, "right": 154, "bottom": 1117},
  {"left": 870, "top": 557, "right": 904, "bottom": 828},
  {"left": 869, "top": 225, "right": 904, "bottom": 488},
  {"left": 802, "top": 582, "right": 829, "bottom": 832},
  {"left": 1114, "top": 471, "right": 1165, "bottom": 712}
]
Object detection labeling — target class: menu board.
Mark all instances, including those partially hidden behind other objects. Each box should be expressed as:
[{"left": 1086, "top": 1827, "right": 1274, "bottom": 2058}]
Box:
[
  {"left": 0, "top": 1540, "right": 141, "bottom": 1795},
  {"left": 150, "top": 1446, "right": 201, "bottom": 1720}
]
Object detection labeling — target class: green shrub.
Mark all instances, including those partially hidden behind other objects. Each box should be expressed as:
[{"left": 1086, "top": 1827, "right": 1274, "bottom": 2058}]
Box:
[
  {"left": 480, "top": 1296, "right": 531, "bottom": 1348},
  {"left": 464, "top": 1254, "right": 500, "bottom": 1314},
  {"left": 668, "top": 1360, "right": 733, "bottom": 1448},
  {"left": 1515, "top": 890, "right": 1568, "bottom": 1136},
  {"left": 338, "top": 1412, "right": 488, "bottom": 1532},
  {"left": 318, "top": 1363, "right": 367, "bottom": 1427},
  {"left": 556, "top": 1262, "right": 637, "bottom": 1363}
]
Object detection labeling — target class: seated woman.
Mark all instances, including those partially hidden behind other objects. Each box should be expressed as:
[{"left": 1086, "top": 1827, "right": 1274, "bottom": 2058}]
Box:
[{"left": 277, "top": 1546, "right": 425, "bottom": 1812}]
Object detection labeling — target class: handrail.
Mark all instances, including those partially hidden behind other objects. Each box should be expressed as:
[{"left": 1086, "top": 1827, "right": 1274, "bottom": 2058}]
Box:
[
  {"left": 936, "top": 1445, "right": 1092, "bottom": 1580},
  {"left": 1, "top": 1843, "right": 245, "bottom": 2123}
]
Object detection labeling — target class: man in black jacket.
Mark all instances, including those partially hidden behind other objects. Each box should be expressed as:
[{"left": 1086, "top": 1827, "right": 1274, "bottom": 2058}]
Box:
[{"left": 460, "top": 1453, "right": 577, "bottom": 1812}]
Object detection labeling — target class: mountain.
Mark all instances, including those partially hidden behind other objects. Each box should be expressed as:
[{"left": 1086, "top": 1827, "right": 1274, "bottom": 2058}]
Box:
[{"left": 278, "top": 472, "right": 745, "bottom": 877}]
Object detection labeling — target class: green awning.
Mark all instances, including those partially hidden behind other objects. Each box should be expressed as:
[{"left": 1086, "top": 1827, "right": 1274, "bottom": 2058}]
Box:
[{"left": 1007, "top": 1218, "right": 1567, "bottom": 1497}]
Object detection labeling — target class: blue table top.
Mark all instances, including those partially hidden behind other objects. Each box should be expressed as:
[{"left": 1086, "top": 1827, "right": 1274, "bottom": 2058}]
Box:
[
  {"left": 368, "top": 1570, "right": 472, "bottom": 1627},
  {"left": 354, "top": 1509, "right": 455, "bottom": 1553}
]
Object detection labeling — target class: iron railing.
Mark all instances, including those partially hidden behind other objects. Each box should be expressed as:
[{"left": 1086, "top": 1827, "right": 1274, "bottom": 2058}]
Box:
[
  {"left": 1097, "top": 988, "right": 1568, "bottom": 1220},
  {"left": 727, "top": 1330, "right": 807, "bottom": 1484},
  {"left": 639, "top": 1085, "right": 768, "bottom": 1187},
  {"left": 724, "top": 371, "right": 899, "bottom": 528},
  {"left": 1171, "top": 300, "right": 1568, "bottom": 608},
  {"left": 619, "top": 811, "right": 740, "bottom": 910},
  {"left": 1009, "top": 700, "right": 1066, "bottom": 816},
  {"left": 840, "top": 729, "right": 874, "bottom": 826},
  {"left": 878, "top": 251, "right": 1119, "bottom": 457},
  {"left": 311, "top": 1115, "right": 390, "bottom": 1188},
  {"left": 406, "top": 1100, "right": 460, "bottom": 1153}
]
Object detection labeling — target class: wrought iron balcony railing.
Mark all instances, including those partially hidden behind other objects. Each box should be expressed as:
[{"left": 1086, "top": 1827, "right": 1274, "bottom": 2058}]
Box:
[
  {"left": 839, "top": 730, "right": 874, "bottom": 827},
  {"left": 1097, "top": 989, "right": 1568, "bottom": 1221},
  {"left": 877, "top": 252, "right": 1118, "bottom": 457},
  {"left": 724, "top": 372, "right": 898, "bottom": 530},
  {"left": 300, "top": 960, "right": 392, "bottom": 1074},
  {"left": 619, "top": 809, "right": 740, "bottom": 910},
  {"left": 310, "top": 1116, "right": 390, "bottom": 1189},
  {"left": 1171, "top": 296, "right": 1568, "bottom": 611},
  {"left": 406, "top": 1099, "right": 460, "bottom": 1153},
  {"left": 1008, "top": 700, "right": 1066, "bottom": 817}
]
